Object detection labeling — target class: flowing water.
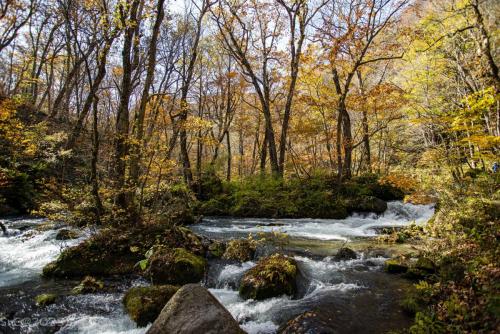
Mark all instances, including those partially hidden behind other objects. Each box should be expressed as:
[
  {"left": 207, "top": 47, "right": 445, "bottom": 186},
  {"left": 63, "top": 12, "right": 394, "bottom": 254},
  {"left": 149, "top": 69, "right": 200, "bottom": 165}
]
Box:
[{"left": 0, "top": 202, "right": 434, "bottom": 334}]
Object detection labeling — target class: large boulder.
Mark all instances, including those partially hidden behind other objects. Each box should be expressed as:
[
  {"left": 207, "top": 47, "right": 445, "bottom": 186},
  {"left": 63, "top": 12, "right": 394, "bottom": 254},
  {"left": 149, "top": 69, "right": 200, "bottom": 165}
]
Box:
[
  {"left": 239, "top": 254, "right": 297, "bottom": 300},
  {"left": 222, "top": 239, "right": 256, "bottom": 262},
  {"left": 146, "top": 284, "right": 245, "bottom": 334},
  {"left": 146, "top": 248, "right": 206, "bottom": 285},
  {"left": 124, "top": 285, "right": 179, "bottom": 327},
  {"left": 42, "top": 225, "right": 205, "bottom": 278}
]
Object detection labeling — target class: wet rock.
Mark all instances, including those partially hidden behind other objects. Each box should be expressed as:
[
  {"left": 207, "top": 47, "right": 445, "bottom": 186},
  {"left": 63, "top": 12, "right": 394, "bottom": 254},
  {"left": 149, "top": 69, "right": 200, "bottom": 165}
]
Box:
[
  {"left": 55, "top": 228, "right": 80, "bottom": 240},
  {"left": 334, "top": 247, "right": 357, "bottom": 261},
  {"left": 239, "top": 254, "right": 297, "bottom": 300},
  {"left": 146, "top": 247, "right": 206, "bottom": 285},
  {"left": 223, "top": 239, "right": 256, "bottom": 262},
  {"left": 35, "top": 293, "right": 57, "bottom": 307},
  {"left": 123, "top": 285, "right": 179, "bottom": 327},
  {"left": 346, "top": 196, "right": 387, "bottom": 214},
  {"left": 384, "top": 258, "right": 409, "bottom": 274},
  {"left": 71, "top": 276, "right": 104, "bottom": 294},
  {"left": 146, "top": 284, "right": 245, "bottom": 334},
  {"left": 279, "top": 311, "right": 335, "bottom": 334}
]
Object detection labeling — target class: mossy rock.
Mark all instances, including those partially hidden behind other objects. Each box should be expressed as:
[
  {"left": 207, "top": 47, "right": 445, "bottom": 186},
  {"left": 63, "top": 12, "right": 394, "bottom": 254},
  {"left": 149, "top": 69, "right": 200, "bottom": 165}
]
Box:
[
  {"left": 146, "top": 248, "right": 206, "bottom": 285},
  {"left": 123, "top": 285, "right": 179, "bottom": 327},
  {"left": 72, "top": 276, "right": 104, "bottom": 294},
  {"left": 35, "top": 293, "right": 57, "bottom": 307},
  {"left": 239, "top": 254, "right": 297, "bottom": 300},
  {"left": 384, "top": 258, "right": 409, "bottom": 274},
  {"left": 334, "top": 247, "right": 357, "bottom": 261},
  {"left": 55, "top": 229, "right": 80, "bottom": 240},
  {"left": 345, "top": 196, "right": 387, "bottom": 214},
  {"left": 42, "top": 225, "right": 206, "bottom": 278},
  {"left": 415, "top": 257, "right": 436, "bottom": 273},
  {"left": 207, "top": 241, "right": 226, "bottom": 258},
  {"left": 222, "top": 239, "right": 256, "bottom": 262}
]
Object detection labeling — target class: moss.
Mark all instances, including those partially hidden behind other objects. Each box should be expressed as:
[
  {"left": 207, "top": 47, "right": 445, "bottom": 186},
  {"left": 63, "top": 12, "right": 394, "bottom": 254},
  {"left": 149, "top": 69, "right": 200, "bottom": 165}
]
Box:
[
  {"left": 123, "top": 285, "right": 179, "bottom": 327},
  {"left": 384, "top": 258, "right": 409, "bottom": 274},
  {"left": 42, "top": 225, "right": 206, "bottom": 278},
  {"left": 223, "top": 239, "right": 256, "bottom": 262},
  {"left": 71, "top": 276, "right": 104, "bottom": 294},
  {"left": 35, "top": 293, "right": 57, "bottom": 307},
  {"left": 239, "top": 254, "right": 297, "bottom": 300},
  {"left": 197, "top": 174, "right": 399, "bottom": 219},
  {"left": 146, "top": 247, "right": 207, "bottom": 285},
  {"left": 207, "top": 241, "right": 226, "bottom": 258},
  {"left": 415, "top": 257, "right": 436, "bottom": 273}
]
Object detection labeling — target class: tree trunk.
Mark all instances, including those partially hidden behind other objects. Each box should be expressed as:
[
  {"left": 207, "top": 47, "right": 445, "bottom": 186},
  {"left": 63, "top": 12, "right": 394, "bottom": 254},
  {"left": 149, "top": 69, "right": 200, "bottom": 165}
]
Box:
[
  {"left": 226, "top": 130, "right": 232, "bottom": 181},
  {"left": 129, "top": 0, "right": 165, "bottom": 187},
  {"left": 91, "top": 97, "right": 103, "bottom": 224}
]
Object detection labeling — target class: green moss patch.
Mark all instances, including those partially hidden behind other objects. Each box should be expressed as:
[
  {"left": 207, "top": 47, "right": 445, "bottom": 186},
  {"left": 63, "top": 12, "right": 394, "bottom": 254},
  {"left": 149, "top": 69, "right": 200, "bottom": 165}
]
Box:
[
  {"left": 123, "top": 285, "right": 179, "bottom": 326},
  {"left": 239, "top": 254, "right": 297, "bottom": 300},
  {"left": 145, "top": 248, "right": 207, "bottom": 285},
  {"left": 35, "top": 293, "right": 57, "bottom": 307}
]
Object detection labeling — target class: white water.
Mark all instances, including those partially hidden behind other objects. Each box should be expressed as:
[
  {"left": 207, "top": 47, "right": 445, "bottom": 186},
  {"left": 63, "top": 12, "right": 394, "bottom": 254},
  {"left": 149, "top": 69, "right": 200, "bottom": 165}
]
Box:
[
  {"left": 0, "top": 218, "right": 87, "bottom": 287},
  {"left": 195, "top": 202, "right": 434, "bottom": 241},
  {"left": 0, "top": 202, "right": 433, "bottom": 333},
  {"left": 209, "top": 255, "right": 371, "bottom": 334},
  {"left": 0, "top": 218, "right": 146, "bottom": 334},
  {"left": 55, "top": 292, "right": 150, "bottom": 334}
]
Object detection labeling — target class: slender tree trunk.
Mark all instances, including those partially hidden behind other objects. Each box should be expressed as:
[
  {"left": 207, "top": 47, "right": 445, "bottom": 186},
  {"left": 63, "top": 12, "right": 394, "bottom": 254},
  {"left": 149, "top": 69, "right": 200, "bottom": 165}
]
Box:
[
  {"left": 129, "top": 0, "right": 165, "bottom": 187},
  {"left": 91, "top": 97, "right": 103, "bottom": 224},
  {"left": 226, "top": 130, "right": 231, "bottom": 181},
  {"left": 114, "top": 0, "right": 141, "bottom": 214}
]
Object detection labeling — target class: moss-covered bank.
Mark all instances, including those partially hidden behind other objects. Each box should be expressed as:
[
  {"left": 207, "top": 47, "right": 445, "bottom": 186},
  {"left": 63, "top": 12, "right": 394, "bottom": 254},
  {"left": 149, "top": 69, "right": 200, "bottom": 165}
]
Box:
[{"left": 196, "top": 173, "right": 403, "bottom": 219}]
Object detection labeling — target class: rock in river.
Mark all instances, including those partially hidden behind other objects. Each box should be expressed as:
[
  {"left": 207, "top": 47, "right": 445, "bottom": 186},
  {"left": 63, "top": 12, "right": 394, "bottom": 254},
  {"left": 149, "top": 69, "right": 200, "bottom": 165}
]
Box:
[
  {"left": 146, "top": 284, "right": 245, "bottom": 334},
  {"left": 145, "top": 247, "right": 206, "bottom": 285},
  {"left": 124, "top": 285, "right": 179, "bottom": 327},
  {"left": 334, "top": 247, "right": 357, "bottom": 261},
  {"left": 239, "top": 253, "right": 297, "bottom": 300}
]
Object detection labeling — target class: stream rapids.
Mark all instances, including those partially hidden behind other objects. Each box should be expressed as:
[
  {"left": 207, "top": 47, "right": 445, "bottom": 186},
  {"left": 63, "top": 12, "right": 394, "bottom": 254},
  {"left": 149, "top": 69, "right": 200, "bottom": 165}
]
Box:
[{"left": 0, "top": 202, "right": 434, "bottom": 334}]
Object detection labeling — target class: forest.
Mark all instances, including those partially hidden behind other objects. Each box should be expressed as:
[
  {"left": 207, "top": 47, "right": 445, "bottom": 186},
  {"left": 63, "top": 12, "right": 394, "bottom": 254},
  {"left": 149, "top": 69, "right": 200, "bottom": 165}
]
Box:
[{"left": 0, "top": 0, "right": 498, "bottom": 333}]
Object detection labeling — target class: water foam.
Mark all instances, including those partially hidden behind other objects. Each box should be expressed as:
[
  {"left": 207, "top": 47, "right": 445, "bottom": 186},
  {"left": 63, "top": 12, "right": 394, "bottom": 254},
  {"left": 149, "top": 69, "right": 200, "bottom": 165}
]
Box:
[
  {"left": 209, "top": 255, "right": 367, "bottom": 334},
  {"left": 195, "top": 201, "right": 434, "bottom": 241},
  {"left": 0, "top": 219, "right": 88, "bottom": 287}
]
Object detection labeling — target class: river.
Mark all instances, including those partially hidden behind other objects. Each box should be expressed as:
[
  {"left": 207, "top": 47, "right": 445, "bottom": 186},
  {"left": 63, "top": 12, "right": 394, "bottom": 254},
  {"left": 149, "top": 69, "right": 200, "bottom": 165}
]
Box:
[{"left": 0, "top": 202, "right": 434, "bottom": 333}]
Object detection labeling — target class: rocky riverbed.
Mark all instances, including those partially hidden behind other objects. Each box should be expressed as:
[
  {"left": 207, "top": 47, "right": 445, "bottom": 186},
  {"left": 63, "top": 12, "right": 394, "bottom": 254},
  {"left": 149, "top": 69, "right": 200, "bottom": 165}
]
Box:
[{"left": 0, "top": 201, "right": 434, "bottom": 333}]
